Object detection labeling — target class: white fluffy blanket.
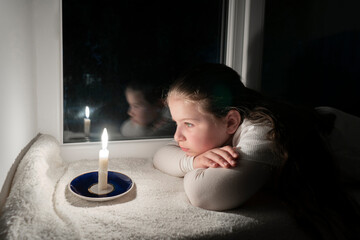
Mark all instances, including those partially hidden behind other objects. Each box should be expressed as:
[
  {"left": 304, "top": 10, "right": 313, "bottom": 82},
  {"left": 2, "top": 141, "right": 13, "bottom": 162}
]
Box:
[{"left": 0, "top": 135, "right": 312, "bottom": 239}]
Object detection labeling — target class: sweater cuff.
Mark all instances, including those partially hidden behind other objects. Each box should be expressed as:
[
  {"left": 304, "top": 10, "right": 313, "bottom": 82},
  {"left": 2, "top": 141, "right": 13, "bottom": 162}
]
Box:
[{"left": 180, "top": 155, "right": 194, "bottom": 173}]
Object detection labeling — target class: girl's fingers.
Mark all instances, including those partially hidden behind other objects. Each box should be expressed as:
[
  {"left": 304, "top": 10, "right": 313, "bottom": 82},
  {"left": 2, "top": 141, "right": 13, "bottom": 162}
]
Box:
[
  {"left": 210, "top": 148, "right": 238, "bottom": 167},
  {"left": 209, "top": 161, "right": 219, "bottom": 168},
  {"left": 200, "top": 156, "right": 218, "bottom": 168},
  {"left": 194, "top": 146, "right": 240, "bottom": 169},
  {"left": 221, "top": 145, "right": 239, "bottom": 158},
  {"left": 204, "top": 151, "right": 232, "bottom": 168}
]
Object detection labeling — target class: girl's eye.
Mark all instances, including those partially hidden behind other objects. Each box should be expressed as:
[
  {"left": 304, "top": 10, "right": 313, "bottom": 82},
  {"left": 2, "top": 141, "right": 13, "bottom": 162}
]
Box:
[
  {"left": 131, "top": 104, "right": 140, "bottom": 109},
  {"left": 185, "top": 122, "right": 194, "bottom": 127}
]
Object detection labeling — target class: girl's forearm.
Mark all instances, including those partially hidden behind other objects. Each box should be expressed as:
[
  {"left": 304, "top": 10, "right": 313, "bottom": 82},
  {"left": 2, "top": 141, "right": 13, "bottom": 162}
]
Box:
[
  {"left": 153, "top": 141, "right": 194, "bottom": 177},
  {"left": 183, "top": 160, "right": 273, "bottom": 211}
]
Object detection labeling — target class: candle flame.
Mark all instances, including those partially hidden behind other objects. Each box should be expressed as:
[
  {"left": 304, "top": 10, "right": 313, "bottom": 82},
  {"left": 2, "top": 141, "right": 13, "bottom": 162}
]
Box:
[
  {"left": 85, "top": 106, "right": 90, "bottom": 118},
  {"left": 101, "top": 128, "right": 108, "bottom": 149}
]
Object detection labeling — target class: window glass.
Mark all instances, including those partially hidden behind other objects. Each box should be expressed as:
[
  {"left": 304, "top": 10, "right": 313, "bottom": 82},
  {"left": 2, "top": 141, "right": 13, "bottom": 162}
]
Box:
[{"left": 62, "top": 0, "right": 227, "bottom": 143}]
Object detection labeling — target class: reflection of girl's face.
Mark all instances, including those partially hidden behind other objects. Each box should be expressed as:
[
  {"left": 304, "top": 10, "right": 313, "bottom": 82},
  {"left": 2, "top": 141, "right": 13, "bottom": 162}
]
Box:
[{"left": 125, "top": 89, "right": 160, "bottom": 126}]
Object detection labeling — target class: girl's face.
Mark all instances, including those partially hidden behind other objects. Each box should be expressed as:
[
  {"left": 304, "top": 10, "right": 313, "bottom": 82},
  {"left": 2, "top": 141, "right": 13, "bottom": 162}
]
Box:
[
  {"left": 125, "top": 88, "right": 160, "bottom": 126},
  {"left": 168, "top": 94, "right": 232, "bottom": 156}
]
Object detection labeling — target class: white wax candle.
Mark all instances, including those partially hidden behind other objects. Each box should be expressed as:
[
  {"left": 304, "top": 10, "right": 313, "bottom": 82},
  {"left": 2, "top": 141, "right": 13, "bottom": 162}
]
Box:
[
  {"left": 84, "top": 118, "right": 91, "bottom": 136},
  {"left": 98, "top": 149, "right": 109, "bottom": 190},
  {"left": 84, "top": 106, "right": 91, "bottom": 137},
  {"left": 98, "top": 128, "right": 109, "bottom": 191}
]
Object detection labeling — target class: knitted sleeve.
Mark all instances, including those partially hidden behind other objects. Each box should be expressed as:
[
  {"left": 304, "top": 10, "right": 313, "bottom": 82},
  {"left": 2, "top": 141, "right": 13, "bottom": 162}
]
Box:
[
  {"left": 183, "top": 120, "right": 279, "bottom": 210},
  {"left": 153, "top": 141, "right": 194, "bottom": 177},
  {"left": 153, "top": 120, "right": 279, "bottom": 211},
  {"left": 184, "top": 160, "right": 273, "bottom": 210},
  {"left": 233, "top": 119, "right": 282, "bottom": 167}
]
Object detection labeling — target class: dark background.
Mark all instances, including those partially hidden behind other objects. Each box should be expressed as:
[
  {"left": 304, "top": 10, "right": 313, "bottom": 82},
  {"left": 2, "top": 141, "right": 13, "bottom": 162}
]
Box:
[{"left": 261, "top": 0, "right": 360, "bottom": 117}]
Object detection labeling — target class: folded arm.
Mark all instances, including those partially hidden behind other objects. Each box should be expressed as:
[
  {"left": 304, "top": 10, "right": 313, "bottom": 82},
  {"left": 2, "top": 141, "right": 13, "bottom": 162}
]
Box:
[
  {"left": 184, "top": 160, "right": 273, "bottom": 211},
  {"left": 153, "top": 141, "right": 194, "bottom": 177},
  {"left": 153, "top": 122, "right": 279, "bottom": 211}
]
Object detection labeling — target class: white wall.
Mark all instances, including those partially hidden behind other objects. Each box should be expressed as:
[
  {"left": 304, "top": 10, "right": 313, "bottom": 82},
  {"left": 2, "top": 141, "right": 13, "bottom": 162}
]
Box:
[
  {"left": 0, "top": 0, "right": 38, "bottom": 192},
  {"left": 33, "top": 0, "right": 62, "bottom": 141},
  {"left": 226, "top": 0, "right": 265, "bottom": 91}
]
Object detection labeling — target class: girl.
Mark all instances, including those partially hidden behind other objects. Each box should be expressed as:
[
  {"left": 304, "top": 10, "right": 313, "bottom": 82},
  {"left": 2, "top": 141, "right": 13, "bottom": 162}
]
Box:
[{"left": 153, "top": 63, "right": 360, "bottom": 239}]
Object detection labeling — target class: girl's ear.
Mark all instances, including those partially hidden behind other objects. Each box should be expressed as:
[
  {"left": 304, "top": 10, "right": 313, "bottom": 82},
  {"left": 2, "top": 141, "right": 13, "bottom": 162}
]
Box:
[{"left": 225, "top": 110, "right": 241, "bottom": 134}]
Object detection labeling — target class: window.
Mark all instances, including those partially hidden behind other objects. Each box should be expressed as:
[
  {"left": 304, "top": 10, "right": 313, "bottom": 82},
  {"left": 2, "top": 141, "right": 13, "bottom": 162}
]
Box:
[{"left": 62, "top": 0, "right": 228, "bottom": 143}]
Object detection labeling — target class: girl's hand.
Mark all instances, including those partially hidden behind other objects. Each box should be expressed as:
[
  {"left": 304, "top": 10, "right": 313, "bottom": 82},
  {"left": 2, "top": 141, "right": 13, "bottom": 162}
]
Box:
[{"left": 193, "top": 146, "right": 239, "bottom": 169}]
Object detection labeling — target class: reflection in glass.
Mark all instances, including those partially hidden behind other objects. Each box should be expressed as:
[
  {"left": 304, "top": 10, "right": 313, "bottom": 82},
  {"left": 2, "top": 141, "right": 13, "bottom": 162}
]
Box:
[
  {"left": 120, "top": 81, "right": 176, "bottom": 138},
  {"left": 84, "top": 106, "right": 91, "bottom": 138},
  {"left": 62, "top": 0, "right": 227, "bottom": 143}
]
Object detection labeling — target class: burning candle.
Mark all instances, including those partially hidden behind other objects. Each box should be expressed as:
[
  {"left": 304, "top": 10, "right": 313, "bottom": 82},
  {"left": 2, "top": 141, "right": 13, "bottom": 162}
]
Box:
[
  {"left": 98, "top": 128, "right": 109, "bottom": 191},
  {"left": 84, "top": 106, "right": 91, "bottom": 137}
]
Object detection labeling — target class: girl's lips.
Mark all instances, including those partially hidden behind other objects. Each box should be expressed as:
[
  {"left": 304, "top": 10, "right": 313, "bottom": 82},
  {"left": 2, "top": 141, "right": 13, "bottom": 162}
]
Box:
[{"left": 180, "top": 147, "right": 189, "bottom": 152}]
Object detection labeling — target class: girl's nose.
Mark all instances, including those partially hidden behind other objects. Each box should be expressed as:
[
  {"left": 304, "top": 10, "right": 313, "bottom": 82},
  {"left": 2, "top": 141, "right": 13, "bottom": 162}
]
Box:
[
  {"left": 127, "top": 107, "right": 134, "bottom": 117},
  {"left": 174, "top": 127, "right": 185, "bottom": 142}
]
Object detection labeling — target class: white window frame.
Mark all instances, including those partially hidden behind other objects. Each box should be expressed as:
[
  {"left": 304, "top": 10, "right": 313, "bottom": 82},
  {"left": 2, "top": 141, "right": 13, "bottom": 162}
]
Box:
[
  {"left": 226, "top": 0, "right": 265, "bottom": 90},
  {"left": 34, "top": 0, "right": 265, "bottom": 161}
]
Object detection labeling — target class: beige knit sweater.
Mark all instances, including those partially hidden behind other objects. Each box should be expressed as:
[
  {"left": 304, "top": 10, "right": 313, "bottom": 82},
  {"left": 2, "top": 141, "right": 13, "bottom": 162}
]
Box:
[{"left": 153, "top": 119, "right": 282, "bottom": 210}]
